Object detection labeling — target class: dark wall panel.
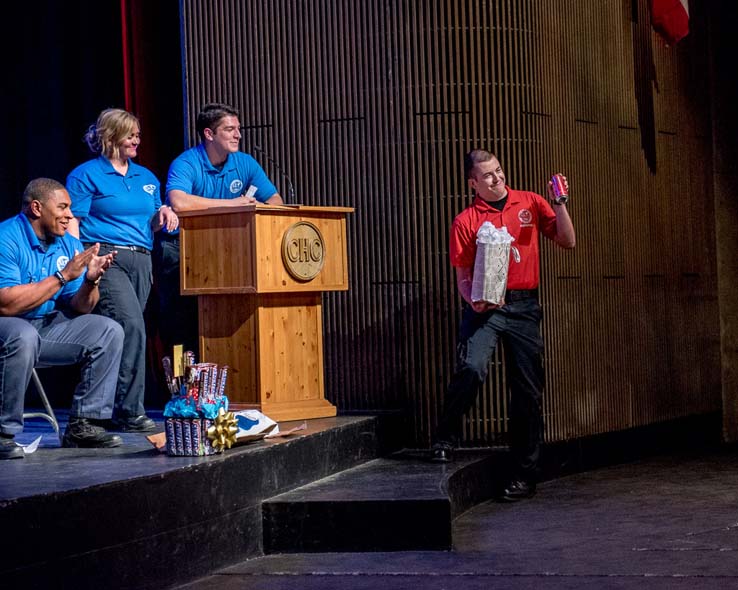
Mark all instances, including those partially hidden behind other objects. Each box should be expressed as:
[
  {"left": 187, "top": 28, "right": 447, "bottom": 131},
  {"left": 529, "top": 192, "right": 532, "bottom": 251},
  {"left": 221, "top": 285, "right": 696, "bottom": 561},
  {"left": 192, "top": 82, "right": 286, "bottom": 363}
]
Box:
[{"left": 179, "top": 0, "right": 720, "bottom": 446}]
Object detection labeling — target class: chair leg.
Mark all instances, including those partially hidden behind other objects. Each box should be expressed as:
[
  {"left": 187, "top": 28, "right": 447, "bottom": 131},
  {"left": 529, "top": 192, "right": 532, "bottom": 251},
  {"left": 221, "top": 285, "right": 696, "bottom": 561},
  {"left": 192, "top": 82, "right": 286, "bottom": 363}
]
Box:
[{"left": 23, "top": 369, "right": 60, "bottom": 435}]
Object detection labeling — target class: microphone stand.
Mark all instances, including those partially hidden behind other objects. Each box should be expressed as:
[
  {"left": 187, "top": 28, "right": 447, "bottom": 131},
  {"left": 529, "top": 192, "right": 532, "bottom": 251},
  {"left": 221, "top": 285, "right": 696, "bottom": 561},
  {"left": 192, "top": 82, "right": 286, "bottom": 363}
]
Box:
[{"left": 252, "top": 145, "right": 296, "bottom": 204}]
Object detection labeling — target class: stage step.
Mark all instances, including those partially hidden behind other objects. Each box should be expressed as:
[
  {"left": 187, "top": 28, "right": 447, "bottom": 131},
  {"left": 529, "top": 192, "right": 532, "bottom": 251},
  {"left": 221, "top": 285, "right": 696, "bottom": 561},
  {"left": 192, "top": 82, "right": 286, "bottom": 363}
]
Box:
[{"left": 263, "top": 451, "right": 504, "bottom": 552}]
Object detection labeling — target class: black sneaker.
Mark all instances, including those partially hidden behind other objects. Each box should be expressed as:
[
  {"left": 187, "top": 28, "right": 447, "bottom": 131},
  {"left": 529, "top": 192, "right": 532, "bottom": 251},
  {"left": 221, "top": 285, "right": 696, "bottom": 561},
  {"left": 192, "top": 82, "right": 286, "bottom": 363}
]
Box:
[
  {"left": 0, "top": 437, "right": 24, "bottom": 460},
  {"left": 62, "top": 417, "right": 122, "bottom": 448},
  {"left": 430, "top": 443, "right": 454, "bottom": 463},
  {"left": 499, "top": 480, "right": 537, "bottom": 502},
  {"left": 111, "top": 415, "right": 157, "bottom": 432}
]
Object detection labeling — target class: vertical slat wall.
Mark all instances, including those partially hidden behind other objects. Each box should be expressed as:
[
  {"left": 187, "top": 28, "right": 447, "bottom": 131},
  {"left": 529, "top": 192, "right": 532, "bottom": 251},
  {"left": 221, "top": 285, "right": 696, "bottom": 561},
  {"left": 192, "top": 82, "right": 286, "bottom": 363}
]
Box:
[
  {"left": 536, "top": 0, "right": 719, "bottom": 441},
  {"left": 180, "top": 0, "right": 719, "bottom": 447}
]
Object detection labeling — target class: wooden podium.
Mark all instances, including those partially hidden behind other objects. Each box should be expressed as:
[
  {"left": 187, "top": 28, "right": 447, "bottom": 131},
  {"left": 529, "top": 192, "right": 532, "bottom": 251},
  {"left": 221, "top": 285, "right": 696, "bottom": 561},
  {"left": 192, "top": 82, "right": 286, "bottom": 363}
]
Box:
[{"left": 177, "top": 203, "right": 353, "bottom": 421}]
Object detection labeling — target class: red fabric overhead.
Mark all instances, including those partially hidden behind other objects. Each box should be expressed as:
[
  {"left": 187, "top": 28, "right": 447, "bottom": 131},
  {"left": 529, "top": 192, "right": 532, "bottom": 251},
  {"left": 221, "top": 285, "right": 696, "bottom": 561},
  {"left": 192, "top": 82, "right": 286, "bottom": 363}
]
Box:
[{"left": 650, "top": 0, "right": 690, "bottom": 45}]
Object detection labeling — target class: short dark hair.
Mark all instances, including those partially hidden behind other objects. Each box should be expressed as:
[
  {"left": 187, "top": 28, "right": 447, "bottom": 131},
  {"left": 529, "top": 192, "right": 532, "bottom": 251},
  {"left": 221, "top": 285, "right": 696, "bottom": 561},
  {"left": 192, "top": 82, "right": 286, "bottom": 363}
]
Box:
[
  {"left": 22, "top": 178, "right": 65, "bottom": 209},
  {"left": 464, "top": 149, "right": 497, "bottom": 180},
  {"left": 196, "top": 103, "right": 240, "bottom": 141}
]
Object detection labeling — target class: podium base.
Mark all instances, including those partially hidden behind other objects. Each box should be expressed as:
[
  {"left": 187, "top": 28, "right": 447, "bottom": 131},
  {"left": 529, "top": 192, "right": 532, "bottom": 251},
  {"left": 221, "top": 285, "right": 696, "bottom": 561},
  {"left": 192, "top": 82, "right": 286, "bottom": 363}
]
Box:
[{"left": 230, "top": 398, "right": 338, "bottom": 422}]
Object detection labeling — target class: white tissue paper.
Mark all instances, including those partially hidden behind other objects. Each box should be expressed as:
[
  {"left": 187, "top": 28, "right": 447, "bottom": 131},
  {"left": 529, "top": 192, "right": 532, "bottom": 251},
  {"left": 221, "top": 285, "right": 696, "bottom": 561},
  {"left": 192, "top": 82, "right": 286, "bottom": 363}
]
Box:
[
  {"left": 470, "top": 222, "right": 515, "bottom": 306},
  {"left": 20, "top": 435, "right": 42, "bottom": 454},
  {"left": 232, "top": 410, "right": 308, "bottom": 445},
  {"left": 234, "top": 409, "right": 279, "bottom": 443}
]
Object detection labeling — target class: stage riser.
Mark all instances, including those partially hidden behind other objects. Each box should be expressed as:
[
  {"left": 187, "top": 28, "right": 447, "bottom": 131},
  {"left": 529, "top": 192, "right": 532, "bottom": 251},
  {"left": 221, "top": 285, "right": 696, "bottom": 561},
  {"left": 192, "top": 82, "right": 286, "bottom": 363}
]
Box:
[
  {"left": 6, "top": 506, "right": 263, "bottom": 590},
  {"left": 265, "top": 501, "right": 453, "bottom": 552},
  {"left": 0, "top": 417, "right": 380, "bottom": 590},
  {"left": 262, "top": 453, "right": 506, "bottom": 553}
]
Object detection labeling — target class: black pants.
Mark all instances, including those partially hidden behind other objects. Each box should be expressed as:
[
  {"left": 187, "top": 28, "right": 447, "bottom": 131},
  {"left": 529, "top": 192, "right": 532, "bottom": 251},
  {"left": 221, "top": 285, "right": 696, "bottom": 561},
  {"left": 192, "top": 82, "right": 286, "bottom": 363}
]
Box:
[
  {"left": 152, "top": 234, "right": 199, "bottom": 355},
  {"left": 90, "top": 245, "right": 152, "bottom": 418},
  {"left": 434, "top": 295, "right": 544, "bottom": 481}
]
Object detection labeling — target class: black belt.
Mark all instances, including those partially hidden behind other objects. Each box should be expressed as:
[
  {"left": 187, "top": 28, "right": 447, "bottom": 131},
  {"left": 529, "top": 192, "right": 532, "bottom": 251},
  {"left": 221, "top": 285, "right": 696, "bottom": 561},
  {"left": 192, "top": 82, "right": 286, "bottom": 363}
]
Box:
[
  {"left": 504, "top": 289, "right": 538, "bottom": 303},
  {"left": 95, "top": 243, "right": 151, "bottom": 255}
]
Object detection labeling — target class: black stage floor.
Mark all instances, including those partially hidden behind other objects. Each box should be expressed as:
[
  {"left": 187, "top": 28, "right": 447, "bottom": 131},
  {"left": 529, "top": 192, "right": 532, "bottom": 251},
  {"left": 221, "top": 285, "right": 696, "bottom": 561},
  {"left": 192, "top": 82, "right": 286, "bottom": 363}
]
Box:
[
  {"left": 5, "top": 410, "right": 737, "bottom": 590},
  {"left": 0, "top": 410, "right": 374, "bottom": 501},
  {"left": 2, "top": 409, "right": 170, "bottom": 499},
  {"left": 179, "top": 444, "right": 738, "bottom": 590}
]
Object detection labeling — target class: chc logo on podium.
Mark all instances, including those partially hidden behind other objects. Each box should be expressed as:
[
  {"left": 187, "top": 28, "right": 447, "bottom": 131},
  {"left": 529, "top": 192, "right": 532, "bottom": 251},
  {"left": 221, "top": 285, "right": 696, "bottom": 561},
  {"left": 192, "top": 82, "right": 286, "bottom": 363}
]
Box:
[{"left": 281, "top": 221, "right": 325, "bottom": 281}]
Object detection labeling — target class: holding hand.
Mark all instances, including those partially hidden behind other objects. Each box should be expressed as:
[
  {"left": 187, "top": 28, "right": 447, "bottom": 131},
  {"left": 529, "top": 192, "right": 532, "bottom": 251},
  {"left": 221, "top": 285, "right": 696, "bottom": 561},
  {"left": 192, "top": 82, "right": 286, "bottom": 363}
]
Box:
[
  {"left": 472, "top": 301, "right": 499, "bottom": 313},
  {"left": 546, "top": 173, "right": 569, "bottom": 205},
  {"left": 237, "top": 194, "right": 257, "bottom": 205}
]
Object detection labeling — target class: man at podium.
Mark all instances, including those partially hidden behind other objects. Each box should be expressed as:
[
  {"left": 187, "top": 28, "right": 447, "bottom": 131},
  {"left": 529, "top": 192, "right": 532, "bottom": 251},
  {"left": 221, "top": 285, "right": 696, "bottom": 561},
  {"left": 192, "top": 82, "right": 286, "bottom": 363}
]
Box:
[{"left": 154, "top": 103, "right": 283, "bottom": 353}]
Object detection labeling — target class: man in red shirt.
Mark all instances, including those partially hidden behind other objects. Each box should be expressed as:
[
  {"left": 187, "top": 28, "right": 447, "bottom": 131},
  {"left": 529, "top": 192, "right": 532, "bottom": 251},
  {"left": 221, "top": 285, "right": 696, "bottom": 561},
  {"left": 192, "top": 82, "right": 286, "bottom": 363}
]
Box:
[{"left": 431, "top": 150, "right": 575, "bottom": 502}]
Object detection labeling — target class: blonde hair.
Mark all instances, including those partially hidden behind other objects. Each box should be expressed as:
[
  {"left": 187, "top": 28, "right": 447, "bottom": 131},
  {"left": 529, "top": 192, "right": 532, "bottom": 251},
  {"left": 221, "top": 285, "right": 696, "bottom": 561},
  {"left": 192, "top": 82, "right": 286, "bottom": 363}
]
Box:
[{"left": 84, "top": 108, "right": 140, "bottom": 160}]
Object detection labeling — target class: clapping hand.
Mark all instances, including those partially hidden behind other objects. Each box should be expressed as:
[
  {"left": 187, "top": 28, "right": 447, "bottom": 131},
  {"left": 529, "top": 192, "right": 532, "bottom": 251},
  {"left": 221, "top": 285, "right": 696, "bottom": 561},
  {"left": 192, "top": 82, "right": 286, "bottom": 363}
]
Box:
[{"left": 64, "top": 243, "right": 115, "bottom": 283}]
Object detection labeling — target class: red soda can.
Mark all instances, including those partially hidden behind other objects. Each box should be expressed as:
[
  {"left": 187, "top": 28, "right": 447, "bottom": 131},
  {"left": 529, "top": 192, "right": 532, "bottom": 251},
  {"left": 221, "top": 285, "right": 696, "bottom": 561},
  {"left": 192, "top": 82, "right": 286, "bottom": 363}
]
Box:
[{"left": 551, "top": 174, "right": 568, "bottom": 204}]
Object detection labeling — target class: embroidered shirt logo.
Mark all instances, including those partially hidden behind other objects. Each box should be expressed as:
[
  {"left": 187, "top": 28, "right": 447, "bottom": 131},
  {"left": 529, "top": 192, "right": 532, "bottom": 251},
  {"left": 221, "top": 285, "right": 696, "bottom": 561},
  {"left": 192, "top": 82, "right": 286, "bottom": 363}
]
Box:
[
  {"left": 518, "top": 209, "right": 533, "bottom": 226},
  {"left": 56, "top": 256, "right": 69, "bottom": 271},
  {"left": 230, "top": 180, "right": 244, "bottom": 194},
  {"left": 143, "top": 184, "right": 157, "bottom": 195}
]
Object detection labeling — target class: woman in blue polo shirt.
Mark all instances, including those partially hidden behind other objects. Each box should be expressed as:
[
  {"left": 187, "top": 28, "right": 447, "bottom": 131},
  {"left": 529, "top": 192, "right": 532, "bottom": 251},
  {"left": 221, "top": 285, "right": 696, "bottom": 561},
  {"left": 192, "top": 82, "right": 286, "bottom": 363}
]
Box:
[{"left": 66, "top": 108, "right": 178, "bottom": 432}]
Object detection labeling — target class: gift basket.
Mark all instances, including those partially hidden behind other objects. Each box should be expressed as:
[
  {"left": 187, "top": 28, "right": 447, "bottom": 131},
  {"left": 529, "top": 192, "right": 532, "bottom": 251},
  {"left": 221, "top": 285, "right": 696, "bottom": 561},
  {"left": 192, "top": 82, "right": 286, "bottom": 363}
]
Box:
[{"left": 161, "top": 352, "right": 237, "bottom": 456}]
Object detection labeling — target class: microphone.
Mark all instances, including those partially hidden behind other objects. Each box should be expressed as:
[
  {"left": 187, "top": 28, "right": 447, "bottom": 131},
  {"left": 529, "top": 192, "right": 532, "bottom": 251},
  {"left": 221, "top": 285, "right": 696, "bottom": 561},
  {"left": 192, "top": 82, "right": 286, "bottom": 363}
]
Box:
[{"left": 252, "top": 145, "right": 296, "bottom": 204}]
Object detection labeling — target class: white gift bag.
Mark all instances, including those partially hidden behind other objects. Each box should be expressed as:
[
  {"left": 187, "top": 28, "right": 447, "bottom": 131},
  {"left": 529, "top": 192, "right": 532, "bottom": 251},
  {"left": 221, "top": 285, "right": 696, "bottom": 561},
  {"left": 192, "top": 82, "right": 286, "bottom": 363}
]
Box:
[{"left": 470, "top": 222, "right": 517, "bottom": 306}]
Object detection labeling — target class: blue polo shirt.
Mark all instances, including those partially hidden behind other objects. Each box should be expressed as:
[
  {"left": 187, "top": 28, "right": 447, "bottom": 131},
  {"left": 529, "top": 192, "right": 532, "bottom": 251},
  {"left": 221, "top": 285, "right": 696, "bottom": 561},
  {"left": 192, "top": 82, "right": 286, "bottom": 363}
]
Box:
[
  {"left": 0, "top": 214, "right": 85, "bottom": 319},
  {"left": 66, "top": 156, "right": 161, "bottom": 250},
  {"left": 166, "top": 144, "right": 277, "bottom": 203}
]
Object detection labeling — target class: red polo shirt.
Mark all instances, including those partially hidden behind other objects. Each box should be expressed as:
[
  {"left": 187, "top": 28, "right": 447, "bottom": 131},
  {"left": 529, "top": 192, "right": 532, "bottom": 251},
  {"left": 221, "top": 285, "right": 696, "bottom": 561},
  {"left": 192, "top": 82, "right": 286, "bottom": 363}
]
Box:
[{"left": 449, "top": 187, "right": 557, "bottom": 289}]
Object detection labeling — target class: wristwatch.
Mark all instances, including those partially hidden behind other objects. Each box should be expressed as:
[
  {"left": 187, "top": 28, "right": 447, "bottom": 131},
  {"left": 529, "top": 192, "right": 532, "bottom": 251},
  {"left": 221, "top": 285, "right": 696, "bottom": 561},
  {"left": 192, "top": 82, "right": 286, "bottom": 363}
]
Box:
[
  {"left": 84, "top": 274, "right": 102, "bottom": 287},
  {"left": 54, "top": 270, "right": 67, "bottom": 286}
]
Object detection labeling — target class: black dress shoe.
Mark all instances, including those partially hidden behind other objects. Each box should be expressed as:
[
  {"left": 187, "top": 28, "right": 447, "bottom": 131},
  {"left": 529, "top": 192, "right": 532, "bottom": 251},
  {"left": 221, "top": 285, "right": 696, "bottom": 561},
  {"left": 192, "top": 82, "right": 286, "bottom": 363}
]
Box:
[
  {"left": 499, "top": 479, "right": 536, "bottom": 502},
  {"left": 62, "top": 417, "right": 122, "bottom": 448},
  {"left": 111, "top": 415, "right": 157, "bottom": 432},
  {"left": 430, "top": 444, "right": 454, "bottom": 463},
  {"left": 0, "top": 437, "right": 24, "bottom": 460}
]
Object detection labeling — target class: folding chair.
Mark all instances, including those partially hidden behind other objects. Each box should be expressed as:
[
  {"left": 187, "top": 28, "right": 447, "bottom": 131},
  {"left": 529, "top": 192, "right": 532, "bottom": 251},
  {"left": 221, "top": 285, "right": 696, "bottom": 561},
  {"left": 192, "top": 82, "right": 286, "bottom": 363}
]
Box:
[{"left": 22, "top": 368, "right": 60, "bottom": 434}]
